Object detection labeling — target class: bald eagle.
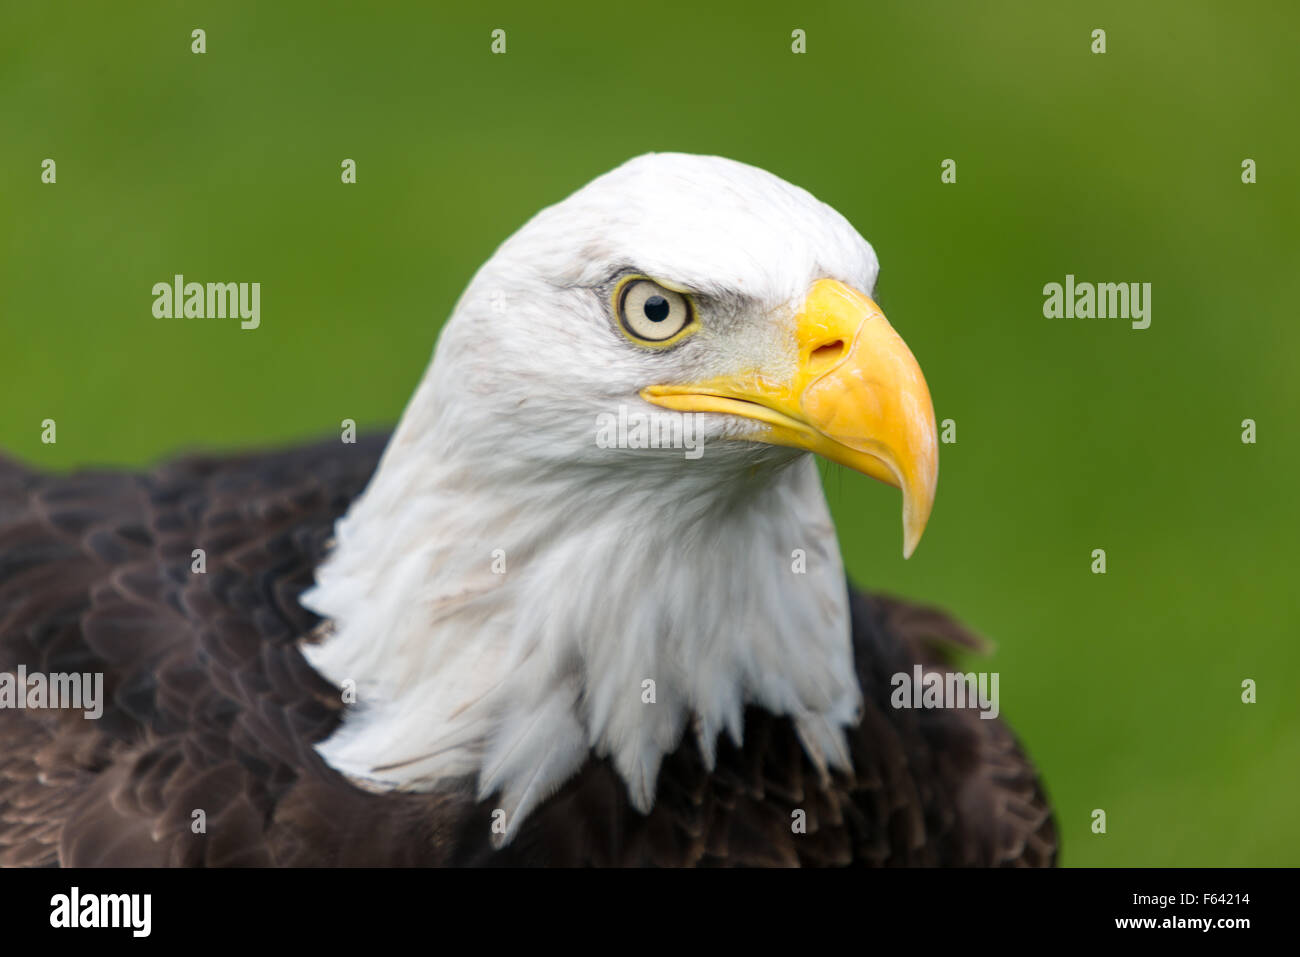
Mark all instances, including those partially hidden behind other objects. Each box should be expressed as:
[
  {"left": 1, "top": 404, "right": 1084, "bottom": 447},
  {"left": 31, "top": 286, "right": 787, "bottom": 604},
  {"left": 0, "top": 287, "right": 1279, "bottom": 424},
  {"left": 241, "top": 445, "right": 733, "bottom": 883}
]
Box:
[{"left": 0, "top": 154, "right": 1055, "bottom": 867}]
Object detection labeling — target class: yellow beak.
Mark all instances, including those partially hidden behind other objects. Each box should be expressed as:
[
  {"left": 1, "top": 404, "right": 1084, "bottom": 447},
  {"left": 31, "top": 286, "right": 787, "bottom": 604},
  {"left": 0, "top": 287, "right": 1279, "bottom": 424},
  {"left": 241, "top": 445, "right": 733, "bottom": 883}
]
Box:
[{"left": 641, "top": 278, "right": 938, "bottom": 558}]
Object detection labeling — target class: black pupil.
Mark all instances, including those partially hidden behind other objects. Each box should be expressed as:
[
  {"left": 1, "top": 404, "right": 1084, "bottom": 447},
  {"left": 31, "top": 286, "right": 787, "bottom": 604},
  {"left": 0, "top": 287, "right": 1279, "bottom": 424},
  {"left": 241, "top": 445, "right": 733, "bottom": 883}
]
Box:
[{"left": 643, "top": 295, "right": 670, "bottom": 322}]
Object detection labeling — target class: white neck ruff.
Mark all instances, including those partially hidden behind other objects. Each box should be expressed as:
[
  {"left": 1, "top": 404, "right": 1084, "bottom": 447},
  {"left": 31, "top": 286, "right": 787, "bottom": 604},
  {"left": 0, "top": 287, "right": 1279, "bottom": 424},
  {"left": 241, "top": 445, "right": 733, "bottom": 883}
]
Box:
[{"left": 301, "top": 375, "right": 862, "bottom": 842}]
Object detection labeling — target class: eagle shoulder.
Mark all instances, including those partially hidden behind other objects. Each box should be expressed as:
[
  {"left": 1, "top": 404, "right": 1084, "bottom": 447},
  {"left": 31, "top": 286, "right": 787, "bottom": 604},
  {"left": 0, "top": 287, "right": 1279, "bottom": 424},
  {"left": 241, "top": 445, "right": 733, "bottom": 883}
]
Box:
[
  {"left": 0, "top": 440, "right": 389, "bottom": 866},
  {"left": 0, "top": 444, "right": 1055, "bottom": 867}
]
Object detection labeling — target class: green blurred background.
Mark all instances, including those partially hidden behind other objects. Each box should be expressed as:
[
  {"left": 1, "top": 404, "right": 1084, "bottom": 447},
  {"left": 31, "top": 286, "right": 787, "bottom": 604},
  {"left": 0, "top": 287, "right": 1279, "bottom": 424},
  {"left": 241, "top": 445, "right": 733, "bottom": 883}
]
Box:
[{"left": 2, "top": 1, "right": 1297, "bottom": 865}]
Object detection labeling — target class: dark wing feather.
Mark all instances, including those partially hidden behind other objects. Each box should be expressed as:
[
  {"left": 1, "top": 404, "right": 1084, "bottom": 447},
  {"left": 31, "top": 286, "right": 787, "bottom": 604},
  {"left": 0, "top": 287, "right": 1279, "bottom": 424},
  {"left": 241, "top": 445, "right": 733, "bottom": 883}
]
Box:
[
  {"left": 0, "top": 438, "right": 402, "bottom": 866},
  {"left": 844, "top": 591, "right": 1057, "bottom": 866},
  {"left": 0, "top": 438, "right": 1055, "bottom": 867}
]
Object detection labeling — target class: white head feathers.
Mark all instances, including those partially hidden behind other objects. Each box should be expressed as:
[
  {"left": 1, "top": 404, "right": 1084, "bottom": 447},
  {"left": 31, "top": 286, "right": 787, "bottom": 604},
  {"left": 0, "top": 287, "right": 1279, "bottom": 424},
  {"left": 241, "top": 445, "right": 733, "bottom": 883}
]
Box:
[{"left": 301, "top": 153, "right": 882, "bottom": 842}]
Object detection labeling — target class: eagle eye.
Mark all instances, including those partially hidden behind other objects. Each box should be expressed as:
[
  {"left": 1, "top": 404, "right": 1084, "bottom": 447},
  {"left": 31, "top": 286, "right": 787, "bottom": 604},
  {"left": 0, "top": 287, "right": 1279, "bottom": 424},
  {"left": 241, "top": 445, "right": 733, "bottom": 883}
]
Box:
[{"left": 614, "top": 277, "right": 696, "bottom": 345}]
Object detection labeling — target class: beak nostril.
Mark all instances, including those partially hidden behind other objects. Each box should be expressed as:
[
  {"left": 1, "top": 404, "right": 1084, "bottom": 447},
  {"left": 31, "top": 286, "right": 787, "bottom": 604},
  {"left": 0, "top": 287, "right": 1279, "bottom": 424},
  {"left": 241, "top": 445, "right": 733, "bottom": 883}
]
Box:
[{"left": 810, "top": 339, "right": 846, "bottom": 368}]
